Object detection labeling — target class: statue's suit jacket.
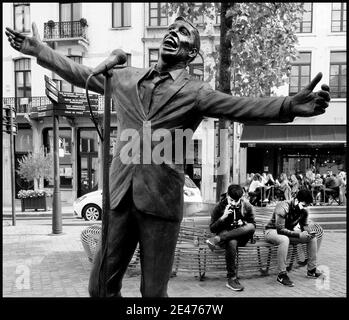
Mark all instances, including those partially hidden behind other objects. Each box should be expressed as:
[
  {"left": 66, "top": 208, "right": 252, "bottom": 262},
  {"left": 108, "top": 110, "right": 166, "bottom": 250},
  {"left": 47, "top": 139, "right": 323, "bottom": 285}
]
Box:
[{"left": 37, "top": 45, "right": 295, "bottom": 222}]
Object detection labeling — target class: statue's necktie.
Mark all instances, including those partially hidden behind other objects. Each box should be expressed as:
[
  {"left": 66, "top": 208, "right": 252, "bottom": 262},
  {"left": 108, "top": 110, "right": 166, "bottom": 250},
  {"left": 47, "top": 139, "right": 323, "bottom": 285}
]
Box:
[{"left": 143, "top": 73, "right": 169, "bottom": 115}]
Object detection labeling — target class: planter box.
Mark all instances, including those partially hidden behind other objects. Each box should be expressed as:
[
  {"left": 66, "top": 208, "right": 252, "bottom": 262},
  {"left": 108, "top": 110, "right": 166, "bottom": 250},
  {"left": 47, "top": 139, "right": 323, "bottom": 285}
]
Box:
[{"left": 21, "top": 196, "right": 51, "bottom": 212}]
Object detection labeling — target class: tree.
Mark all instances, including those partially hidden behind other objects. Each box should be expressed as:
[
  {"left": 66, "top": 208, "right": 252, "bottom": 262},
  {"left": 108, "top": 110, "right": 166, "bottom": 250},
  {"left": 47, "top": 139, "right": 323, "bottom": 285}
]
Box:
[
  {"left": 165, "top": 2, "right": 305, "bottom": 200},
  {"left": 16, "top": 148, "right": 53, "bottom": 190}
]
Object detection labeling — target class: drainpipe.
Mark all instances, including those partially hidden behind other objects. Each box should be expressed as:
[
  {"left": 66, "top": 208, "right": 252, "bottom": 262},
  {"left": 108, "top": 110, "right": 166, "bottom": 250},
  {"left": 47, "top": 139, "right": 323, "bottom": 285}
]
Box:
[{"left": 142, "top": 3, "right": 146, "bottom": 68}]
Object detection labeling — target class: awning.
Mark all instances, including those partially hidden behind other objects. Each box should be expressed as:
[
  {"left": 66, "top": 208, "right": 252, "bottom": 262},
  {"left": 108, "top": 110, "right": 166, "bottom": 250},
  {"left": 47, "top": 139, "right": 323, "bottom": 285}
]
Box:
[{"left": 240, "top": 125, "right": 347, "bottom": 145}]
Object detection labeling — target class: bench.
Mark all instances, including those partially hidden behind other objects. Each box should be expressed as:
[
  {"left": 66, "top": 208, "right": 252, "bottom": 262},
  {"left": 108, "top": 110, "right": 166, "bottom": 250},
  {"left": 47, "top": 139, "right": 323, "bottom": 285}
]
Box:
[
  {"left": 172, "top": 214, "right": 323, "bottom": 280},
  {"left": 80, "top": 208, "right": 323, "bottom": 280}
]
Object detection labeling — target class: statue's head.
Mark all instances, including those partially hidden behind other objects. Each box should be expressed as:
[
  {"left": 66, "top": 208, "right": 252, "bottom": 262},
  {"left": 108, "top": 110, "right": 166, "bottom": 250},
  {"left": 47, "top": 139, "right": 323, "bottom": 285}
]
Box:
[{"left": 159, "top": 16, "right": 200, "bottom": 66}]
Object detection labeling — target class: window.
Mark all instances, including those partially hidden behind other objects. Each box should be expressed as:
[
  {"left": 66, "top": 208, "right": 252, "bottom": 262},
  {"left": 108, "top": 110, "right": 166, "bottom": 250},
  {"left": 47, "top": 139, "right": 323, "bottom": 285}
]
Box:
[
  {"left": 192, "top": 3, "right": 204, "bottom": 26},
  {"left": 15, "top": 129, "right": 33, "bottom": 153},
  {"left": 296, "top": 2, "right": 312, "bottom": 33},
  {"left": 149, "top": 3, "right": 168, "bottom": 26},
  {"left": 215, "top": 9, "right": 221, "bottom": 25},
  {"left": 58, "top": 3, "right": 82, "bottom": 38},
  {"left": 14, "top": 58, "right": 31, "bottom": 99},
  {"left": 125, "top": 53, "right": 131, "bottom": 66},
  {"left": 112, "top": 3, "right": 131, "bottom": 28},
  {"left": 188, "top": 54, "right": 204, "bottom": 80},
  {"left": 14, "top": 3, "right": 30, "bottom": 32},
  {"left": 330, "top": 51, "right": 346, "bottom": 98},
  {"left": 43, "top": 128, "right": 72, "bottom": 188},
  {"left": 59, "top": 2, "right": 81, "bottom": 22},
  {"left": 331, "top": 3, "right": 346, "bottom": 32},
  {"left": 289, "top": 52, "right": 311, "bottom": 96},
  {"left": 149, "top": 49, "right": 159, "bottom": 67}
]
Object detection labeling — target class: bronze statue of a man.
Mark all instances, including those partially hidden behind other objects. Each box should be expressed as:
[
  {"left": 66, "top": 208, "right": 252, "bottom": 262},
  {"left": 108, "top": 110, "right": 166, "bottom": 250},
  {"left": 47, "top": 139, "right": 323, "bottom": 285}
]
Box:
[{"left": 6, "top": 17, "right": 330, "bottom": 297}]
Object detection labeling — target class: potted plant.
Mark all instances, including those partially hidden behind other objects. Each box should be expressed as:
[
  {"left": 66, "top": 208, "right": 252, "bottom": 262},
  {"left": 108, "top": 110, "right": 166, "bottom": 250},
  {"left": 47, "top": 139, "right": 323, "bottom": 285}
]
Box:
[
  {"left": 47, "top": 20, "right": 55, "bottom": 28},
  {"left": 79, "top": 18, "right": 88, "bottom": 27},
  {"left": 18, "top": 189, "right": 53, "bottom": 212},
  {"left": 16, "top": 149, "right": 53, "bottom": 211},
  {"left": 47, "top": 19, "right": 55, "bottom": 38}
]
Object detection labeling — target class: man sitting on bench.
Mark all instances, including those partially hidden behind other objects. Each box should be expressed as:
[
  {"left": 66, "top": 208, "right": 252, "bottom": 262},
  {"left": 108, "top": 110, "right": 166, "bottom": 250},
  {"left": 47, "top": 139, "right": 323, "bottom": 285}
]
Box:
[
  {"left": 206, "top": 184, "right": 256, "bottom": 291},
  {"left": 265, "top": 190, "right": 323, "bottom": 287}
]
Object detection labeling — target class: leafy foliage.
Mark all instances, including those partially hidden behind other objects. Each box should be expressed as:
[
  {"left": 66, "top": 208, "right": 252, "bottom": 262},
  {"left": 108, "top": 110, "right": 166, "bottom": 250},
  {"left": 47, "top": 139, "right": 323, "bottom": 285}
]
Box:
[
  {"left": 16, "top": 150, "right": 53, "bottom": 190},
  {"left": 166, "top": 2, "right": 305, "bottom": 97},
  {"left": 17, "top": 189, "right": 52, "bottom": 199}
]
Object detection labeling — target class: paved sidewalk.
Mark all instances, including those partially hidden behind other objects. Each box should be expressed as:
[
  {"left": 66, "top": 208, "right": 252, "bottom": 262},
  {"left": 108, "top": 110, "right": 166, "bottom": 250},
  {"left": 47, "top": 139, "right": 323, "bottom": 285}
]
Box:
[
  {"left": 3, "top": 218, "right": 346, "bottom": 298},
  {"left": 2, "top": 204, "right": 74, "bottom": 217}
]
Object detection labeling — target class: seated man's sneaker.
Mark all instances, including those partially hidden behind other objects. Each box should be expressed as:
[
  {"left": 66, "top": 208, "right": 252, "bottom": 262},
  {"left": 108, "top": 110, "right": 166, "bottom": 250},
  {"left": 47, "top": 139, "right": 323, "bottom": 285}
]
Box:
[
  {"left": 206, "top": 236, "right": 220, "bottom": 251},
  {"left": 307, "top": 268, "right": 323, "bottom": 278},
  {"left": 226, "top": 277, "right": 244, "bottom": 291},
  {"left": 277, "top": 272, "right": 294, "bottom": 287}
]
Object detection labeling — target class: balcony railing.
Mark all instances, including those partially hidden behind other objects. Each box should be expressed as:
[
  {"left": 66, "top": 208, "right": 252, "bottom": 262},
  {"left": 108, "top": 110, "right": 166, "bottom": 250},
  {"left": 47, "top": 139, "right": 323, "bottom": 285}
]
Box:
[
  {"left": 3, "top": 96, "right": 116, "bottom": 114},
  {"left": 43, "top": 21, "right": 88, "bottom": 41},
  {"left": 3, "top": 97, "right": 50, "bottom": 114}
]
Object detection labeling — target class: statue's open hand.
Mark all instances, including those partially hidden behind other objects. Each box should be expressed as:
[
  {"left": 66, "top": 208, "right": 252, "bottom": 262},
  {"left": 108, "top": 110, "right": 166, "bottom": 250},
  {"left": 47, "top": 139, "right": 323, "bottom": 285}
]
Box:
[
  {"left": 5, "top": 22, "right": 43, "bottom": 56},
  {"left": 290, "top": 72, "right": 331, "bottom": 117}
]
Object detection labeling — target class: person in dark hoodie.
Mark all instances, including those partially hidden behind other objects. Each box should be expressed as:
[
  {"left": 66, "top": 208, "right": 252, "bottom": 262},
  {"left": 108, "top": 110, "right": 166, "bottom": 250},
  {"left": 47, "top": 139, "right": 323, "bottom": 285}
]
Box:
[
  {"left": 265, "top": 189, "right": 323, "bottom": 287},
  {"left": 206, "top": 184, "right": 256, "bottom": 291}
]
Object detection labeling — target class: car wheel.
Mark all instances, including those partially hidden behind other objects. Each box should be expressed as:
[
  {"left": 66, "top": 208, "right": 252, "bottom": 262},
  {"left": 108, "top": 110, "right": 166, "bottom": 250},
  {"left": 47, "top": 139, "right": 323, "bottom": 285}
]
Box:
[{"left": 82, "top": 204, "right": 101, "bottom": 221}]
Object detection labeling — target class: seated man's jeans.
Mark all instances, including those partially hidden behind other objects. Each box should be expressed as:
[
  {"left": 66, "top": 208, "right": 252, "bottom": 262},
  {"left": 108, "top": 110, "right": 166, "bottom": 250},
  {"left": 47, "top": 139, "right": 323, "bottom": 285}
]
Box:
[
  {"left": 217, "top": 223, "right": 255, "bottom": 278},
  {"left": 265, "top": 227, "right": 320, "bottom": 274}
]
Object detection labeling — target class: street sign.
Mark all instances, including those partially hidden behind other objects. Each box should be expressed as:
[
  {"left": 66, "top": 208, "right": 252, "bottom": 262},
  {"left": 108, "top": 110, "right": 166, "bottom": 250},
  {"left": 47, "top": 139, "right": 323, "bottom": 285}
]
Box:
[
  {"left": 45, "top": 75, "right": 58, "bottom": 88},
  {"left": 57, "top": 103, "right": 99, "bottom": 112},
  {"left": 44, "top": 75, "right": 59, "bottom": 103},
  {"left": 42, "top": 76, "right": 101, "bottom": 118},
  {"left": 54, "top": 109, "right": 85, "bottom": 117},
  {"left": 30, "top": 110, "right": 54, "bottom": 118},
  {"left": 30, "top": 107, "right": 98, "bottom": 119},
  {"left": 58, "top": 91, "right": 99, "bottom": 106},
  {"left": 46, "top": 82, "right": 59, "bottom": 96},
  {"left": 31, "top": 104, "right": 54, "bottom": 112},
  {"left": 45, "top": 88, "right": 58, "bottom": 104}
]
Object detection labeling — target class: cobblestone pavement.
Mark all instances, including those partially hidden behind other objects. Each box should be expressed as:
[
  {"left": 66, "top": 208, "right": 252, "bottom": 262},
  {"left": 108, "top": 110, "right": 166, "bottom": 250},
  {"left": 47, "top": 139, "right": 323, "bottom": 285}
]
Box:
[{"left": 3, "top": 218, "right": 346, "bottom": 298}]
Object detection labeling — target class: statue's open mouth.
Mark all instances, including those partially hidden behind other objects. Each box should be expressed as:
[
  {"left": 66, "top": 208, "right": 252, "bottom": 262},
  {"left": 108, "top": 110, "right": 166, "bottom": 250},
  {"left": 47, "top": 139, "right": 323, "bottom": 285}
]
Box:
[{"left": 163, "top": 36, "right": 178, "bottom": 50}]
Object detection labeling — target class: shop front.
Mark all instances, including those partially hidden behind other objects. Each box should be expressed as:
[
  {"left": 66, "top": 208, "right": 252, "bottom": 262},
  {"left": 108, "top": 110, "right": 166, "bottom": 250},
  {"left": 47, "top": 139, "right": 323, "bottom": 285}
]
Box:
[{"left": 240, "top": 125, "right": 346, "bottom": 178}]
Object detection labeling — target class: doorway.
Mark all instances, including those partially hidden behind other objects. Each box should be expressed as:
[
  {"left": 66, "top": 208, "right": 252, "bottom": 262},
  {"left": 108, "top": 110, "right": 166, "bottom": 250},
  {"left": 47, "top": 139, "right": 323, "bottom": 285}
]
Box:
[
  {"left": 78, "top": 152, "right": 98, "bottom": 196},
  {"left": 59, "top": 2, "right": 81, "bottom": 37}
]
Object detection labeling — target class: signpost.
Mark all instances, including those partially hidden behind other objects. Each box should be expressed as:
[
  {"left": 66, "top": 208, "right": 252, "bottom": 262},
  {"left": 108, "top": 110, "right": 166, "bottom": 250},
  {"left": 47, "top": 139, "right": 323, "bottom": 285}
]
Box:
[
  {"left": 42, "top": 75, "right": 101, "bottom": 234},
  {"left": 44, "top": 76, "right": 62, "bottom": 235},
  {"left": 34, "top": 79, "right": 99, "bottom": 119}
]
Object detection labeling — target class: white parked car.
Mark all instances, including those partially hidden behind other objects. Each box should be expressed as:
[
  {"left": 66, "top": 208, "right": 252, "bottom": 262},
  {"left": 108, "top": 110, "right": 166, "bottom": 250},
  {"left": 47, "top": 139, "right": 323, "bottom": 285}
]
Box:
[{"left": 73, "top": 175, "right": 203, "bottom": 221}]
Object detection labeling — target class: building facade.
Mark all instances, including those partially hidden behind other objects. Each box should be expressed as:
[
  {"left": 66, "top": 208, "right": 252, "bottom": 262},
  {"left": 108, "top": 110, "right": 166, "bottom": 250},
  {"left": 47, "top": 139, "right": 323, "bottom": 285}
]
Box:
[
  {"left": 239, "top": 2, "right": 346, "bottom": 183},
  {"left": 2, "top": 3, "right": 346, "bottom": 206}
]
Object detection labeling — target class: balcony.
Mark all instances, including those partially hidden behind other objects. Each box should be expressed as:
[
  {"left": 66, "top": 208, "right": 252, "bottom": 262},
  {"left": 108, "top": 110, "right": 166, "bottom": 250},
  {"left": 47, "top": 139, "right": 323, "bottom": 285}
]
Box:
[
  {"left": 3, "top": 96, "right": 116, "bottom": 115},
  {"left": 43, "top": 21, "right": 89, "bottom": 48},
  {"left": 3, "top": 97, "right": 51, "bottom": 114}
]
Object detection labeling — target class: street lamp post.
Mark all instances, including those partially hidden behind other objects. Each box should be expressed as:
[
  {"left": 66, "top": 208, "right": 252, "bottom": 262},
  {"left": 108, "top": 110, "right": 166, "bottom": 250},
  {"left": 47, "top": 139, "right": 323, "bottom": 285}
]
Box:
[
  {"left": 100, "top": 70, "right": 112, "bottom": 294},
  {"left": 52, "top": 113, "right": 62, "bottom": 234},
  {"left": 9, "top": 106, "right": 16, "bottom": 226}
]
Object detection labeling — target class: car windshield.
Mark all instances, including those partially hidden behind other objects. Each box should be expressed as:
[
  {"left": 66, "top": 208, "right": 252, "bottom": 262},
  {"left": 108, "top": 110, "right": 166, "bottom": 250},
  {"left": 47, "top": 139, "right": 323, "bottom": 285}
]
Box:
[{"left": 184, "top": 176, "right": 197, "bottom": 188}]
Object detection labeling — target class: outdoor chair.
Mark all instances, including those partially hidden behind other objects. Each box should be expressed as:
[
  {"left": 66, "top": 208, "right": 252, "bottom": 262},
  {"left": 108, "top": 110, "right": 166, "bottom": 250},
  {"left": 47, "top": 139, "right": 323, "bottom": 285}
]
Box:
[{"left": 325, "top": 186, "right": 341, "bottom": 205}]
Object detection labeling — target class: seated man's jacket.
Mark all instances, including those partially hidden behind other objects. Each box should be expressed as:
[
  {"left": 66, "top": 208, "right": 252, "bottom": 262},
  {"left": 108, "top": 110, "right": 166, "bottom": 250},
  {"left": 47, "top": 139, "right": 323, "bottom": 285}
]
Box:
[
  {"left": 209, "top": 198, "right": 256, "bottom": 234},
  {"left": 36, "top": 44, "right": 295, "bottom": 223},
  {"left": 265, "top": 200, "right": 309, "bottom": 238}
]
